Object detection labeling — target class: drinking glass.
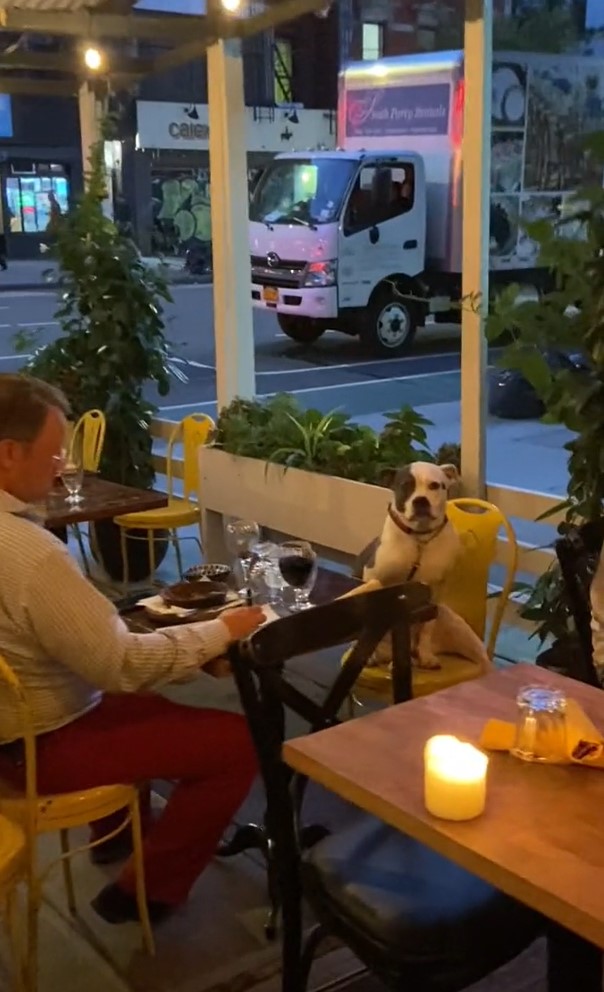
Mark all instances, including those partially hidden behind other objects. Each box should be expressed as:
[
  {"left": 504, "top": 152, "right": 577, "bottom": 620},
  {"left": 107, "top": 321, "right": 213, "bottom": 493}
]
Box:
[
  {"left": 277, "top": 540, "right": 318, "bottom": 612},
  {"left": 61, "top": 451, "right": 84, "bottom": 505},
  {"left": 224, "top": 518, "right": 261, "bottom": 596},
  {"left": 249, "top": 541, "right": 285, "bottom": 606},
  {"left": 511, "top": 685, "right": 567, "bottom": 763}
]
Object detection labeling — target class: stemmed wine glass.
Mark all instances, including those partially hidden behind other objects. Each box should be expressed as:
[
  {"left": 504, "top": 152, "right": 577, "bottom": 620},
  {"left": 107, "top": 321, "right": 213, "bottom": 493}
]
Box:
[
  {"left": 60, "top": 445, "right": 84, "bottom": 505},
  {"left": 225, "top": 518, "right": 261, "bottom": 597},
  {"left": 277, "top": 540, "right": 318, "bottom": 612}
]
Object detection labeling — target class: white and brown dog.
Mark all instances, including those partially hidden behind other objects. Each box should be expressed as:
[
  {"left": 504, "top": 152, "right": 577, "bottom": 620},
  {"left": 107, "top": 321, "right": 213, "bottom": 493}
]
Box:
[{"left": 354, "top": 461, "right": 489, "bottom": 672}]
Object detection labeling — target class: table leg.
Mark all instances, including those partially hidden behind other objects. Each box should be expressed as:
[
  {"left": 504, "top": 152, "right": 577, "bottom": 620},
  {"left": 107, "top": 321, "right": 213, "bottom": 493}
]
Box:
[{"left": 547, "top": 924, "right": 602, "bottom": 992}]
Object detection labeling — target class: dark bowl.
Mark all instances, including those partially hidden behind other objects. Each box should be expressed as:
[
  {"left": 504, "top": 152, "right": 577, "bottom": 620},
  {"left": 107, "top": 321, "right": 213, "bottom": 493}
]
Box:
[
  {"left": 184, "top": 563, "right": 232, "bottom": 583},
  {"left": 161, "top": 580, "right": 229, "bottom": 610}
]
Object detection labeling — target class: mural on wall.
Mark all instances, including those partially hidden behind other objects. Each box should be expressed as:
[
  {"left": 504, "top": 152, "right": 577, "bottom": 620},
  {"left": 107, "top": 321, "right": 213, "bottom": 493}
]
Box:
[
  {"left": 151, "top": 166, "right": 266, "bottom": 255},
  {"left": 489, "top": 57, "right": 604, "bottom": 271}
]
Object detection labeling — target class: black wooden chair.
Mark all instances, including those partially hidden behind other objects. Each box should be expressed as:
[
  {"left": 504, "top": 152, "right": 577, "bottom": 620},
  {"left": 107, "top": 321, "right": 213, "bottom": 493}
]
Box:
[
  {"left": 554, "top": 520, "right": 604, "bottom": 688},
  {"left": 229, "top": 583, "right": 542, "bottom": 992}
]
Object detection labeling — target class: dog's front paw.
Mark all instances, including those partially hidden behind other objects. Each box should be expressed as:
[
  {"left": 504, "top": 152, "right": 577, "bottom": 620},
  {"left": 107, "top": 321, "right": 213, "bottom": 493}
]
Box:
[{"left": 415, "top": 654, "right": 442, "bottom": 671}]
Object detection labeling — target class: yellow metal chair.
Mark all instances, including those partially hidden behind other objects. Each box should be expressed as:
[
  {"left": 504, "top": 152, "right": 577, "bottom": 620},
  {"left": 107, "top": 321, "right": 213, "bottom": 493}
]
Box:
[
  {"left": 354, "top": 498, "right": 518, "bottom": 701},
  {"left": 69, "top": 409, "right": 106, "bottom": 473},
  {"left": 0, "top": 652, "right": 154, "bottom": 990},
  {"left": 66, "top": 410, "right": 107, "bottom": 575},
  {"left": 0, "top": 814, "right": 27, "bottom": 991},
  {"left": 114, "top": 413, "right": 215, "bottom": 586}
]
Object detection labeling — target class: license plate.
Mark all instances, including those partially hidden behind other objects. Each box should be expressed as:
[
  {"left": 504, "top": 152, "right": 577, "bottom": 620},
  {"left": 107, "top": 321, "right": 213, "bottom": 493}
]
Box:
[{"left": 263, "top": 286, "right": 279, "bottom": 304}]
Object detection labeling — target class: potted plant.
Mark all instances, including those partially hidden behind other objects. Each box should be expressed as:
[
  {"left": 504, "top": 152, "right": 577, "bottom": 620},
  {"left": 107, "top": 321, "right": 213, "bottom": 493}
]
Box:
[
  {"left": 16, "top": 134, "right": 179, "bottom": 581},
  {"left": 487, "top": 132, "right": 604, "bottom": 668},
  {"left": 199, "top": 393, "right": 454, "bottom": 562}
]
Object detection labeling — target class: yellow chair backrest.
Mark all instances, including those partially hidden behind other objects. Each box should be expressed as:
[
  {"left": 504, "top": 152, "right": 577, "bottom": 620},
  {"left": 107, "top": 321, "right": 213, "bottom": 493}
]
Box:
[
  {"left": 0, "top": 653, "right": 37, "bottom": 839},
  {"left": 441, "top": 498, "right": 518, "bottom": 658},
  {"left": 167, "top": 413, "right": 215, "bottom": 501},
  {"left": 69, "top": 409, "right": 106, "bottom": 473}
]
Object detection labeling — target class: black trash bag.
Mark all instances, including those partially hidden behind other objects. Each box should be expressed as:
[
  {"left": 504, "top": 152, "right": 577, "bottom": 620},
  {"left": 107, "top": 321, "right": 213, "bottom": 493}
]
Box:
[{"left": 488, "top": 349, "right": 591, "bottom": 420}]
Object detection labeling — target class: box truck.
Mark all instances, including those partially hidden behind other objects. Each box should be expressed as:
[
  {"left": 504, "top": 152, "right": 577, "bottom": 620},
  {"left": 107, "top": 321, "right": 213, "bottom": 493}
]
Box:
[{"left": 249, "top": 49, "right": 604, "bottom": 355}]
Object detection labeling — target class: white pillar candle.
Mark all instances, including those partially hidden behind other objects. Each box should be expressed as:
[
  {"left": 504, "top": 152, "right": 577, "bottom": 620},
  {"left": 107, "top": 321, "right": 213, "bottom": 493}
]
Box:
[{"left": 424, "top": 735, "right": 489, "bottom": 821}]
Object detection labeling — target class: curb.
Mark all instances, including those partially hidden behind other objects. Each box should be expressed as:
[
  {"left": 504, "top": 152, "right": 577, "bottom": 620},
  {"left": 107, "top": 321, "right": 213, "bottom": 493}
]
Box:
[{"left": 0, "top": 273, "right": 213, "bottom": 293}]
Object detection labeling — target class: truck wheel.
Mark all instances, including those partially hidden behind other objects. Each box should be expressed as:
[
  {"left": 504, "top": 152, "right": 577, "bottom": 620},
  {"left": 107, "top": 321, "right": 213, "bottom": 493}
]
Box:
[
  {"left": 277, "top": 315, "right": 326, "bottom": 344},
  {"left": 360, "top": 287, "right": 418, "bottom": 357}
]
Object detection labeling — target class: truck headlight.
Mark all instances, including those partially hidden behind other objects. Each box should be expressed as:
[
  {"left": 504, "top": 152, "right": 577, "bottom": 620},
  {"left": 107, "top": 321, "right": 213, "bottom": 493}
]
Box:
[{"left": 303, "top": 259, "right": 337, "bottom": 287}]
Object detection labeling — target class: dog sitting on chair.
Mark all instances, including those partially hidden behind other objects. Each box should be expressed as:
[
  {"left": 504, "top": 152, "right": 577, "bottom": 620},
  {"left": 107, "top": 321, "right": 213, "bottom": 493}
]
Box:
[{"left": 354, "top": 461, "right": 489, "bottom": 672}]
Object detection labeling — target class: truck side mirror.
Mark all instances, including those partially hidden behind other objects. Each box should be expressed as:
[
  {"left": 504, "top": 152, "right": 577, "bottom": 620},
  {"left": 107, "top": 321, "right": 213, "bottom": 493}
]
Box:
[{"left": 369, "top": 225, "right": 380, "bottom": 245}]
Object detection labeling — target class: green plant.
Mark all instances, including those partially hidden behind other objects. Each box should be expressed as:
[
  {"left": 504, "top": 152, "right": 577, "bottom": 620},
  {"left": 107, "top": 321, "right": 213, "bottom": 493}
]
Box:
[
  {"left": 517, "top": 561, "right": 574, "bottom": 645},
  {"left": 215, "top": 394, "right": 435, "bottom": 484},
  {"left": 435, "top": 441, "right": 461, "bottom": 473},
  {"left": 487, "top": 132, "right": 604, "bottom": 642},
  {"left": 16, "top": 138, "right": 179, "bottom": 489}
]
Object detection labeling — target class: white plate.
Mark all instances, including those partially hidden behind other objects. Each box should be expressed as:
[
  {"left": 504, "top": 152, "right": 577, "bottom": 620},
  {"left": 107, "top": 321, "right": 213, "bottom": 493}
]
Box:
[{"left": 138, "top": 595, "right": 196, "bottom": 620}]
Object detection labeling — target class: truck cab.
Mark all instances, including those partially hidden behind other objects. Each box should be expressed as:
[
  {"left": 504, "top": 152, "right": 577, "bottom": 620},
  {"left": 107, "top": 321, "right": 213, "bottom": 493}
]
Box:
[{"left": 249, "top": 150, "right": 427, "bottom": 355}]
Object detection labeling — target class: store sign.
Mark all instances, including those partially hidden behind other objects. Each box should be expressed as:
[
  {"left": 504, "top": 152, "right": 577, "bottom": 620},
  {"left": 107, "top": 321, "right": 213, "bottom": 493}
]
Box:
[
  {"left": 346, "top": 84, "right": 450, "bottom": 139},
  {"left": 137, "top": 100, "right": 336, "bottom": 154},
  {"left": 0, "top": 95, "right": 13, "bottom": 139},
  {"left": 137, "top": 102, "right": 210, "bottom": 150}
]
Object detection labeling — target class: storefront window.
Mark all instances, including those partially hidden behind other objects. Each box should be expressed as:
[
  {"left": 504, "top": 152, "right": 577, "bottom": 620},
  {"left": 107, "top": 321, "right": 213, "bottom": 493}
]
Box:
[{"left": 6, "top": 165, "right": 69, "bottom": 234}]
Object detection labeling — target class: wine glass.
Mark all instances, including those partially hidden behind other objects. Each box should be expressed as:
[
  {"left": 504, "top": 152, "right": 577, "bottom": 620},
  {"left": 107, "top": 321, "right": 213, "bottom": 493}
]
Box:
[
  {"left": 224, "top": 518, "right": 261, "bottom": 596},
  {"left": 249, "top": 541, "right": 285, "bottom": 606},
  {"left": 61, "top": 448, "right": 84, "bottom": 505},
  {"left": 277, "top": 540, "right": 318, "bottom": 612}
]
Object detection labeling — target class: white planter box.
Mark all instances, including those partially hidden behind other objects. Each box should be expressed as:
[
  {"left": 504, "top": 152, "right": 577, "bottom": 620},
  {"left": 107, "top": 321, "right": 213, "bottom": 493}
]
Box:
[{"left": 198, "top": 447, "right": 390, "bottom": 565}]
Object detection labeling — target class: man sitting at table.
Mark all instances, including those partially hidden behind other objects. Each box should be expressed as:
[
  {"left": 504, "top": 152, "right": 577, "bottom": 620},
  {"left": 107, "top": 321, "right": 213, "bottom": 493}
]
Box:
[{"left": 0, "top": 373, "right": 264, "bottom": 926}]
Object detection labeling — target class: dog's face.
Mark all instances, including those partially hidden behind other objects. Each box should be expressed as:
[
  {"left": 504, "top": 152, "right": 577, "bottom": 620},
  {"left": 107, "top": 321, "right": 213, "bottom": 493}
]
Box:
[{"left": 385, "top": 462, "right": 459, "bottom": 533}]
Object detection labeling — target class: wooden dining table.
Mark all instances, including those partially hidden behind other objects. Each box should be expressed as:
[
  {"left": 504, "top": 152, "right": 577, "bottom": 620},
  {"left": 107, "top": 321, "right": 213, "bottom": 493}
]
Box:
[
  {"left": 120, "top": 566, "right": 357, "bottom": 633},
  {"left": 283, "top": 663, "right": 604, "bottom": 992},
  {"left": 44, "top": 475, "right": 168, "bottom": 530}
]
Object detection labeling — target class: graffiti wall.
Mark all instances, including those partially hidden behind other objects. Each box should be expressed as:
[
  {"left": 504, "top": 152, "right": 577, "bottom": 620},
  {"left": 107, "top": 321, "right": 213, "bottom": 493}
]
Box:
[
  {"left": 150, "top": 165, "right": 266, "bottom": 255},
  {"left": 489, "top": 55, "right": 604, "bottom": 270}
]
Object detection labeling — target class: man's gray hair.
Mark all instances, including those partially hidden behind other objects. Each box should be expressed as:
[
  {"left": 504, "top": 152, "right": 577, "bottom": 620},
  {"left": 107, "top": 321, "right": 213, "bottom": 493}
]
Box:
[{"left": 0, "top": 374, "right": 70, "bottom": 443}]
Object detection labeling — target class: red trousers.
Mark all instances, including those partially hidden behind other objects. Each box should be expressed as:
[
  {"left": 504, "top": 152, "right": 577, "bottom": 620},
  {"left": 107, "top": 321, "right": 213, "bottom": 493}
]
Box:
[{"left": 5, "top": 694, "right": 256, "bottom": 906}]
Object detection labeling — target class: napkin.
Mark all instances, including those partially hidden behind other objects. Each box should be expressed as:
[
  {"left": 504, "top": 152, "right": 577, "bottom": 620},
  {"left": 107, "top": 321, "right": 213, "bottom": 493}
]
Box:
[
  {"left": 480, "top": 699, "right": 604, "bottom": 768},
  {"left": 137, "top": 595, "right": 195, "bottom": 619}
]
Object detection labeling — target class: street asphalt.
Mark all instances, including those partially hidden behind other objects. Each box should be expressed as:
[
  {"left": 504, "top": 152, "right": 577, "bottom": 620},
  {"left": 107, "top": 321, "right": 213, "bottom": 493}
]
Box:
[{"left": 0, "top": 282, "right": 494, "bottom": 418}]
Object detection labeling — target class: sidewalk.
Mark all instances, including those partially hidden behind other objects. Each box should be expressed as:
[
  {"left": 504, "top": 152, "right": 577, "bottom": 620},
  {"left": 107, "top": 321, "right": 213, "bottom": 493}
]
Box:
[{"left": 0, "top": 256, "right": 210, "bottom": 291}]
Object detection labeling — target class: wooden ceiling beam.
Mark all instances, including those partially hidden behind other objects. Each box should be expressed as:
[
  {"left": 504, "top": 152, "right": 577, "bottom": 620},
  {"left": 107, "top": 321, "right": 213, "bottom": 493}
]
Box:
[
  {"left": 0, "top": 9, "right": 200, "bottom": 43},
  {"left": 0, "top": 49, "right": 152, "bottom": 76},
  {"left": 0, "top": 76, "right": 76, "bottom": 97}
]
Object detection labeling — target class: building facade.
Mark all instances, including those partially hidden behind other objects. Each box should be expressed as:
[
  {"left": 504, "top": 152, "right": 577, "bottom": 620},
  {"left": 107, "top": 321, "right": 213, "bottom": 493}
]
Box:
[
  {"left": 0, "top": 8, "right": 339, "bottom": 259},
  {"left": 128, "top": 8, "right": 339, "bottom": 254},
  {"left": 0, "top": 94, "right": 82, "bottom": 259},
  {"left": 340, "top": 0, "right": 587, "bottom": 63}
]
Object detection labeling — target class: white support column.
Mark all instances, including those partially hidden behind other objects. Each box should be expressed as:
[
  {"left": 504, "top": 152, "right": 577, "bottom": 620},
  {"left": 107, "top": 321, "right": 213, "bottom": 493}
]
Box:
[
  {"left": 78, "top": 82, "right": 102, "bottom": 182},
  {"left": 207, "top": 37, "right": 256, "bottom": 408},
  {"left": 460, "top": 0, "right": 492, "bottom": 496}
]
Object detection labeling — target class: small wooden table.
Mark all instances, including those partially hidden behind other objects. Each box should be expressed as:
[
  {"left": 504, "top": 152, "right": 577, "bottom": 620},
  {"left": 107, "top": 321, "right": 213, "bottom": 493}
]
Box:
[
  {"left": 44, "top": 476, "right": 168, "bottom": 530},
  {"left": 283, "top": 664, "right": 604, "bottom": 991}
]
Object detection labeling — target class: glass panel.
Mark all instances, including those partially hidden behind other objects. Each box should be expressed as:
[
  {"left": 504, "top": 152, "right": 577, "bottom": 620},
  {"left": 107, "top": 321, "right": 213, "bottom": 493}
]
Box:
[
  {"left": 4, "top": 169, "right": 70, "bottom": 233},
  {"left": 362, "top": 23, "right": 383, "bottom": 61},
  {"left": 249, "top": 157, "right": 357, "bottom": 226}
]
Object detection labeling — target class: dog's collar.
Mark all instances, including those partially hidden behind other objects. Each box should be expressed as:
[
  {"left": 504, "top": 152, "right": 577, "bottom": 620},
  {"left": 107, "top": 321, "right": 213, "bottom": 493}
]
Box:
[{"left": 388, "top": 503, "right": 449, "bottom": 542}]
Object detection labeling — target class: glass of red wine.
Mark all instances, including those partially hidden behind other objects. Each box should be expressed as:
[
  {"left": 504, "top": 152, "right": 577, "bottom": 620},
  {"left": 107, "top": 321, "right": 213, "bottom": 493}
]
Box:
[{"left": 277, "top": 540, "right": 318, "bottom": 612}]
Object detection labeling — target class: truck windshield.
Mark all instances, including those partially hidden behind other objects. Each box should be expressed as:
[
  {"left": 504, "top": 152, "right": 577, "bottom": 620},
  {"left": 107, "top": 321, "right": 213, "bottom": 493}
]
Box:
[{"left": 250, "top": 158, "right": 356, "bottom": 227}]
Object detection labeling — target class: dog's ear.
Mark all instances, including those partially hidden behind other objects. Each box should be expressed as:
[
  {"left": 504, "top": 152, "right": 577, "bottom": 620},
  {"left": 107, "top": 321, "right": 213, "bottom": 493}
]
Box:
[
  {"left": 440, "top": 463, "right": 460, "bottom": 489},
  {"left": 378, "top": 467, "right": 397, "bottom": 490}
]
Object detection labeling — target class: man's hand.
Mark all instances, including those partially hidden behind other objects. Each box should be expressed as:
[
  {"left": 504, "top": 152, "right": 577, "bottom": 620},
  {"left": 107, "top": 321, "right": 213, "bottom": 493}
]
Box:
[{"left": 222, "top": 606, "right": 266, "bottom": 641}]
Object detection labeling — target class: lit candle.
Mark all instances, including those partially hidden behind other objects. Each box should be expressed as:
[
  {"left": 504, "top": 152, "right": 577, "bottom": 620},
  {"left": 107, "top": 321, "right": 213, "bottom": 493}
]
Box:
[{"left": 424, "top": 735, "right": 488, "bottom": 821}]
